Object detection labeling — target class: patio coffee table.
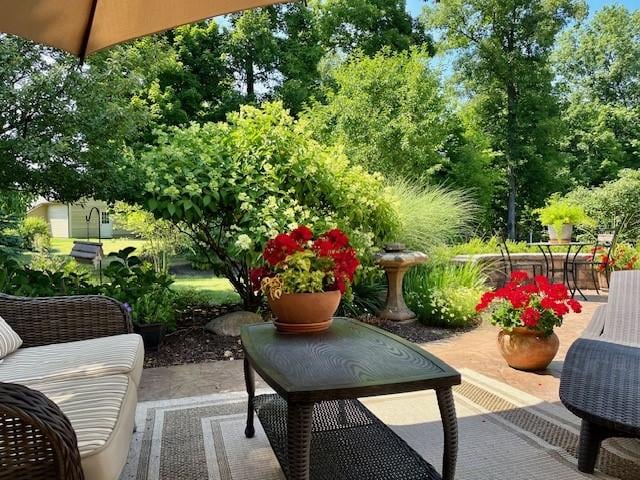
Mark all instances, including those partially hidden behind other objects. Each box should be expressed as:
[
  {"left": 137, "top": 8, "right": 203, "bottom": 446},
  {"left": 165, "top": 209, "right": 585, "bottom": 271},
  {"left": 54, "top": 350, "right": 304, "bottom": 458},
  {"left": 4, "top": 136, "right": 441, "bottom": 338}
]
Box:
[{"left": 241, "top": 317, "right": 461, "bottom": 480}]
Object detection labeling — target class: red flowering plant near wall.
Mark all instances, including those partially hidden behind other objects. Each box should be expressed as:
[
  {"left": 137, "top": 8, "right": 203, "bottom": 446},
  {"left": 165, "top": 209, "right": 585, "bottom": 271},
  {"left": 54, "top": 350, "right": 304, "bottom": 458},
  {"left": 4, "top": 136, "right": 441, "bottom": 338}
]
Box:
[
  {"left": 588, "top": 244, "right": 639, "bottom": 271},
  {"left": 250, "top": 225, "right": 359, "bottom": 299},
  {"left": 475, "top": 271, "right": 582, "bottom": 337}
]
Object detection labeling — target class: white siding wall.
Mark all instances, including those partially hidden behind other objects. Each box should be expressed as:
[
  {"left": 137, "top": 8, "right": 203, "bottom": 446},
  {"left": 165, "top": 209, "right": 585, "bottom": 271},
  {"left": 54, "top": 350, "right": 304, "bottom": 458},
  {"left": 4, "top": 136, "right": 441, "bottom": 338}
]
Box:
[{"left": 48, "top": 205, "right": 69, "bottom": 238}]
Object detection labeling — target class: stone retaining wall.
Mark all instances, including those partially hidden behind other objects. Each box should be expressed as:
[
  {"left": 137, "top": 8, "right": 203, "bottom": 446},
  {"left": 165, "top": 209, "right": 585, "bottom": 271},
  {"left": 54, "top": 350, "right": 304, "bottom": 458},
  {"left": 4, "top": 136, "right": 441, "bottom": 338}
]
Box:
[{"left": 452, "top": 253, "right": 603, "bottom": 290}]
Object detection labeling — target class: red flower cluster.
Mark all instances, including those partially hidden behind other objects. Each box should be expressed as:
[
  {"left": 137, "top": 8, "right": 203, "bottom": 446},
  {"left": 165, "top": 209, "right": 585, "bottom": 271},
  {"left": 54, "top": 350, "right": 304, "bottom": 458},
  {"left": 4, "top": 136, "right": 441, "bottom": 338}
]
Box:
[
  {"left": 588, "top": 244, "right": 639, "bottom": 272},
  {"left": 252, "top": 225, "right": 359, "bottom": 294},
  {"left": 476, "top": 271, "right": 582, "bottom": 330}
]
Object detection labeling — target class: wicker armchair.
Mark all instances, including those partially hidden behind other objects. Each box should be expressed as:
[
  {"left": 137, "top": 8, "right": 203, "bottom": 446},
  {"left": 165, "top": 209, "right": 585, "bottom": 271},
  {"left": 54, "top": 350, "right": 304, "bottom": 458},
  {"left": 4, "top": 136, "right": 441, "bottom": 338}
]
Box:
[
  {"left": 0, "top": 293, "right": 133, "bottom": 480},
  {"left": 560, "top": 271, "right": 640, "bottom": 474}
]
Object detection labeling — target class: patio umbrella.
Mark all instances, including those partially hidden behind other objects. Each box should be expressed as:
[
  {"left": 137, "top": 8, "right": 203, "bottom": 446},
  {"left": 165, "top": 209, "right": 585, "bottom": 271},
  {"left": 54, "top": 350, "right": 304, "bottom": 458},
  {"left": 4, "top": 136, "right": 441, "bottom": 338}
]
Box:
[{"left": 0, "top": 0, "right": 291, "bottom": 59}]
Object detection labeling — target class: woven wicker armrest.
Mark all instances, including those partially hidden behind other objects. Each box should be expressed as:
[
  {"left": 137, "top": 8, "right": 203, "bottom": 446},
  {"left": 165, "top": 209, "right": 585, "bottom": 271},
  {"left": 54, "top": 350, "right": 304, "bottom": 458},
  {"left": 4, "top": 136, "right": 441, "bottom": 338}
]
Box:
[
  {"left": 0, "top": 382, "right": 85, "bottom": 480},
  {"left": 582, "top": 304, "right": 607, "bottom": 339},
  {"left": 0, "top": 293, "right": 132, "bottom": 348},
  {"left": 560, "top": 338, "right": 640, "bottom": 436}
]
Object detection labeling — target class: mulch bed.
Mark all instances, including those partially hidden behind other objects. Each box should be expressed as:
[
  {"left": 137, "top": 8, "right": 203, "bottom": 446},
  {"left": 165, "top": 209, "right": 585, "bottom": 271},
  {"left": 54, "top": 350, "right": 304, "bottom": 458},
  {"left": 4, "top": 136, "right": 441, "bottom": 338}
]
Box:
[{"left": 144, "top": 306, "right": 477, "bottom": 368}]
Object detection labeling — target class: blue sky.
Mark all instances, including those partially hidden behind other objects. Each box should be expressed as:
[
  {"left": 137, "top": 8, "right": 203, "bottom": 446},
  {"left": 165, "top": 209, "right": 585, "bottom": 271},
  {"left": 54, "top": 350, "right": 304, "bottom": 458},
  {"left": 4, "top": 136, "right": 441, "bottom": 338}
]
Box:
[{"left": 406, "top": 0, "right": 637, "bottom": 18}]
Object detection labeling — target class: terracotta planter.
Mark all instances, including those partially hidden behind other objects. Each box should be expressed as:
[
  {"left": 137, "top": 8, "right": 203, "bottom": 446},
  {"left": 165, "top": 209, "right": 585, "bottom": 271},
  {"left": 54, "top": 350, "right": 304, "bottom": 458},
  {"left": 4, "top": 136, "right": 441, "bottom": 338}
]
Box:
[
  {"left": 547, "top": 224, "right": 573, "bottom": 244},
  {"left": 268, "top": 290, "right": 341, "bottom": 334},
  {"left": 497, "top": 327, "right": 559, "bottom": 371}
]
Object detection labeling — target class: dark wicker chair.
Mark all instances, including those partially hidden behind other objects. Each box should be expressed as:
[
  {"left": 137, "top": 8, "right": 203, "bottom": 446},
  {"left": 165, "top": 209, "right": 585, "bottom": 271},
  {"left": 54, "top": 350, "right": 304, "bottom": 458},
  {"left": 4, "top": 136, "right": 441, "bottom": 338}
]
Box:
[
  {"left": 559, "top": 271, "right": 640, "bottom": 474},
  {"left": 0, "top": 293, "right": 132, "bottom": 480}
]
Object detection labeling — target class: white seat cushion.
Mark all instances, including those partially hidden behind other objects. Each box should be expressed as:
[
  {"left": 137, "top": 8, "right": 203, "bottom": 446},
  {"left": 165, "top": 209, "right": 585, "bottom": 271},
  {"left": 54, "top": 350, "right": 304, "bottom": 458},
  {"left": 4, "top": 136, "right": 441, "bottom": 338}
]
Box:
[
  {"left": 0, "top": 334, "right": 143, "bottom": 386},
  {"left": 0, "top": 315, "right": 22, "bottom": 359},
  {"left": 30, "top": 374, "right": 137, "bottom": 480}
]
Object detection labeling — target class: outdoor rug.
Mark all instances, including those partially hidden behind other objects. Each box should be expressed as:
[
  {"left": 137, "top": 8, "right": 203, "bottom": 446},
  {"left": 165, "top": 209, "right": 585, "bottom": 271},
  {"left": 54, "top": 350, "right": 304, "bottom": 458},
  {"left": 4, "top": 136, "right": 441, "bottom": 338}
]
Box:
[{"left": 120, "top": 369, "right": 640, "bottom": 480}]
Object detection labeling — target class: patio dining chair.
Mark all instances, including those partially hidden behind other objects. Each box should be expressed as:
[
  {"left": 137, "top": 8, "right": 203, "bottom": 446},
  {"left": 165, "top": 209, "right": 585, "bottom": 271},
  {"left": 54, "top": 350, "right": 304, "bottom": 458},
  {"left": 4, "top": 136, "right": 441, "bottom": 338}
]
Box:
[
  {"left": 560, "top": 271, "right": 640, "bottom": 473},
  {"left": 568, "top": 228, "right": 619, "bottom": 296},
  {"left": 497, "top": 236, "right": 542, "bottom": 285}
]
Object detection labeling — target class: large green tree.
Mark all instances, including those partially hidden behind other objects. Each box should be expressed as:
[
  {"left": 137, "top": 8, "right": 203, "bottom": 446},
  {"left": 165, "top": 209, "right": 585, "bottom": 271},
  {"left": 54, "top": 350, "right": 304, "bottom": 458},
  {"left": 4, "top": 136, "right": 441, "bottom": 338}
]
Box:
[
  {"left": 0, "top": 35, "right": 148, "bottom": 202},
  {"left": 225, "top": 8, "right": 280, "bottom": 100},
  {"left": 312, "top": 0, "right": 429, "bottom": 55},
  {"left": 275, "top": 3, "right": 326, "bottom": 113},
  {"left": 423, "top": 0, "right": 586, "bottom": 239},
  {"left": 554, "top": 6, "right": 640, "bottom": 186}
]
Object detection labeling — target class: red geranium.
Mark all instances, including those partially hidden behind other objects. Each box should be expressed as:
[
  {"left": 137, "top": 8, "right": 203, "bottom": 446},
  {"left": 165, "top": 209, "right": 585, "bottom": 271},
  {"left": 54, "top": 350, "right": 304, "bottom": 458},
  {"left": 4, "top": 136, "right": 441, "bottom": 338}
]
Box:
[
  {"left": 251, "top": 225, "right": 359, "bottom": 297},
  {"left": 521, "top": 307, "right": 541, "bottom": 327},
  {"left": 475, "top": 270, "right": 581, "bottom": 336},
  {"left": 263, "top": 233, "right": 303, "bottom": 266},
  {"left": 290, "top": 225, "right": 314, "bottom": 243}
]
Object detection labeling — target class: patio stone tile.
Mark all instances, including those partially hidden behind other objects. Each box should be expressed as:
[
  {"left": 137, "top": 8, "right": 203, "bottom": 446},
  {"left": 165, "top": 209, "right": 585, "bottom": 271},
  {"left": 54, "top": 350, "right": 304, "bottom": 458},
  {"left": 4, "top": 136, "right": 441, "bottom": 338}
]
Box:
[
  {"left": 139, "top": 293, "right": 605, "bottom": 403},
  {"left": 138, "top": 360, "right": 268, "bottom": 402}
]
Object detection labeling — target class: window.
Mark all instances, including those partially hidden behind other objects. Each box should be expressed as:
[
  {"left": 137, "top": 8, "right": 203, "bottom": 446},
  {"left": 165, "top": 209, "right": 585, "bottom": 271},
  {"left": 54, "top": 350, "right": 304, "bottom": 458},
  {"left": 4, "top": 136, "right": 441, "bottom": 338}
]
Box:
[{"left": 101, "top": 212, "right": 110, "bottom": 224}]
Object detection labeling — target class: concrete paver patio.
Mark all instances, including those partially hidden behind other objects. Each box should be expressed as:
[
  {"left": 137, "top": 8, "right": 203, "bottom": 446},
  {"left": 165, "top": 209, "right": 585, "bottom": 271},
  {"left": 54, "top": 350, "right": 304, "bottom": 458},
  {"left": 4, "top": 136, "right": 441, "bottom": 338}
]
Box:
[{"left": 139, "top": 294, "right": 606, "bottom": 403}]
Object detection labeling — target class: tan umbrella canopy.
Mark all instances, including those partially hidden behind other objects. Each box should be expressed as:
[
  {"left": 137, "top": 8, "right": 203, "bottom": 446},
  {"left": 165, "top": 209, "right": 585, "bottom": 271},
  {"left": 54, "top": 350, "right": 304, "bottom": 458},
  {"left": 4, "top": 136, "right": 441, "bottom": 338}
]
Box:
[{"left": 0, "top": 0, "right": 290, "bottom": 59}]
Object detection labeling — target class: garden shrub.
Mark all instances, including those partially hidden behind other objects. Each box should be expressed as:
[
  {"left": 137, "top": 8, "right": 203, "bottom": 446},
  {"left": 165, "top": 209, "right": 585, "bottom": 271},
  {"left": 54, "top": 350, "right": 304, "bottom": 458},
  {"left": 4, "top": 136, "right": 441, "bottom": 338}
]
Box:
[
  {"left": 101, "top": 248, "right": 177, "bottom": 330},
  {"left": 337, "top": 269, "right": 386, "bottom": 318},
  {"left": 0, "top": 214, "right": 24, "bottom": 256},
  {"left": 0, "top": 251, "right": 96, "bottom": 297},
  {"left": 112, "top": 203, "right": 185, "bottom": 273},
  {"left": 404, "top": 261, "right": 489, "bottom": 328},
  {"left": 138, "top": 102, "right": 398, "bottom": 310},
  {"left": 19, "top": 217, "right": 50, "bottom": 251},
  {"left": 565, "top": 169, "right": 640, "bottom": 239},
  {"left": 387, "top": 179, "right": 477, "bottom": 252}
]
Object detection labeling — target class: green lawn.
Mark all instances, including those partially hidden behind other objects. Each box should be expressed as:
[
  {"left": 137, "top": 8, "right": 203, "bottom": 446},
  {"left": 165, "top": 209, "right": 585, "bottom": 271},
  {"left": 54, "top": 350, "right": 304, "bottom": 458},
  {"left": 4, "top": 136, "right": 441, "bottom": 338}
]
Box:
[{"left": 172, "top": 275, "right": 240, "bottom": 305}]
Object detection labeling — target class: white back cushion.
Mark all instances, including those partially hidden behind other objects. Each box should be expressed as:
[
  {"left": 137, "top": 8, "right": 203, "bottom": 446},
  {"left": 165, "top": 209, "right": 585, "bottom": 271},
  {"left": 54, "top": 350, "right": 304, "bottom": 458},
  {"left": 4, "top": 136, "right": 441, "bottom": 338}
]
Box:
[{"left": 0, "top": 315, "right": 22, "bottom": 359}]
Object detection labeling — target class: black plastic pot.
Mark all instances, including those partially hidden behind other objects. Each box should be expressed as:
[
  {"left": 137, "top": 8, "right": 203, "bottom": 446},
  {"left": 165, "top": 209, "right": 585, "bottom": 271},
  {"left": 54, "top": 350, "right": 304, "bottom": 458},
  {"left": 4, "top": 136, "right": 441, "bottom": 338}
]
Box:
[{"left": 134, "top": 323, "right": 164, "bottom": 351}]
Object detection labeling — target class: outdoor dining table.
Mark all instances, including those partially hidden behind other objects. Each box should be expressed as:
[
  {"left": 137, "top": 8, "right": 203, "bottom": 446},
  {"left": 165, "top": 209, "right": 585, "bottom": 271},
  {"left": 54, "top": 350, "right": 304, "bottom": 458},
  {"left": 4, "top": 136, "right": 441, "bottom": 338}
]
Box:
[
  {"left": 241, "top": 317, "right": 461, "bottom": 480},
  {"left": 527, "top": 241, "right": 589, "bottom": 298}
]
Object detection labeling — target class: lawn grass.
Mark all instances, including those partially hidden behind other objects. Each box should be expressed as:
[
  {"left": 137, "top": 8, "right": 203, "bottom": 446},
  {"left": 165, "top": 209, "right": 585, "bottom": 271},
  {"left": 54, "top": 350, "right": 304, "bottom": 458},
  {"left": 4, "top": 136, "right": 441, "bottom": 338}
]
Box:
[{"left": 172, "top": 275, "right": 240, "bottom": 305}]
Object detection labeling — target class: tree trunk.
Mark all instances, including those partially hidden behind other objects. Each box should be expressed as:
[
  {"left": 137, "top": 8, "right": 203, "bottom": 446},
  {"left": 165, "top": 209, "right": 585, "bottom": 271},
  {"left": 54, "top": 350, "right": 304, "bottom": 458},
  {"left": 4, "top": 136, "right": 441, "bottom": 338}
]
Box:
[
  {"left": 507, "top": 165, "right": 517, "bottom": 240},
  {"left": 505, "top": 80, "right": 518, "bottom": 240},
  {"left": 246, "top": 57, "right": 255, "bottom": 99}
]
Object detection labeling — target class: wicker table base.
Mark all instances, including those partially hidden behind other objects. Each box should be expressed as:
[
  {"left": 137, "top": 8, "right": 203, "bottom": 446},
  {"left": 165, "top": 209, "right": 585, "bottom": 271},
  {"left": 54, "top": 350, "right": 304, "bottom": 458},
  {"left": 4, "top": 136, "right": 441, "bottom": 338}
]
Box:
[{"left": 254, "top": 394, "right": 442, "bottom": 480}]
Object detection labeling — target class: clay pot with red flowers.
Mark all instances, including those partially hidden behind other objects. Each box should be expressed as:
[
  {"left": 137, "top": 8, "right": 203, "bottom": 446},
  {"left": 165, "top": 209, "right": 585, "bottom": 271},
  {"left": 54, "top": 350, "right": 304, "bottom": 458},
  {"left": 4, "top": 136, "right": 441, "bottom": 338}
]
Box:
[
  {"left": 250, "top": 225, "right": 359, "bottom": 334},
  {"left": 476, "top": 271, "right": 582, "bottom": 371}
]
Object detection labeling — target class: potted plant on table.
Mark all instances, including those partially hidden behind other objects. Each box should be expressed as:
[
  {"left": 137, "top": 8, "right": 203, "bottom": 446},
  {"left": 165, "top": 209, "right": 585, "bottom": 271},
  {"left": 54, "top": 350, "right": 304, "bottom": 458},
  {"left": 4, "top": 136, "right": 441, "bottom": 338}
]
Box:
[
  {"left": 534, "top": 195, "right": 593, "bottom": 244},
  {"left": 251, "top": 225, "right": 359, "bottom": 334},
  {"left": 476, "top": 271, "right": 582, "bottom": 371}
]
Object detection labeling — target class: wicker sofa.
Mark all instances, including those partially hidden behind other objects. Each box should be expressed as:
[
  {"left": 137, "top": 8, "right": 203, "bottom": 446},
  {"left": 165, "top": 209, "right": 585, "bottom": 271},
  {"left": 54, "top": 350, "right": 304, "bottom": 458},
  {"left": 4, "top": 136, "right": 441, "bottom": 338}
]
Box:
[
  {"left": 0, "top": 293, "right": 144, "bottom": 480},
  {"left": 560, "top": 271, "right": 640, "bottom": 473}
]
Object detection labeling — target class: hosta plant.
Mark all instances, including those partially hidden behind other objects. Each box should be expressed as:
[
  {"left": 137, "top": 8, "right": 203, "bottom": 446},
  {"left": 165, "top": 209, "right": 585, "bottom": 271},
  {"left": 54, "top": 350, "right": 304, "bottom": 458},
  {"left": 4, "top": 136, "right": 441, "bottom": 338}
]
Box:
[
  {"left": 476, "top": 271, "right": 582, "bottom": 336},
  {"left": 251, "top": 225, "right": 359, "bottom": 299}
]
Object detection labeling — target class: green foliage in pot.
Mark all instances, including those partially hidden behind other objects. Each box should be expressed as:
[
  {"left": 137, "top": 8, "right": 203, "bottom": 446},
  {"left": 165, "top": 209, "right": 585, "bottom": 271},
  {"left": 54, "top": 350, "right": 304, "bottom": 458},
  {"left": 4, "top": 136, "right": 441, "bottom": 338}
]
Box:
[
  {"left": 101, "top": 247, "right": 176, "bottom": 330},
  {"left": 126, "top": 289, "right": 177, "bottom": 330},
  {"left": 534, "top": 195, "right": 593, "bottom": 234}
]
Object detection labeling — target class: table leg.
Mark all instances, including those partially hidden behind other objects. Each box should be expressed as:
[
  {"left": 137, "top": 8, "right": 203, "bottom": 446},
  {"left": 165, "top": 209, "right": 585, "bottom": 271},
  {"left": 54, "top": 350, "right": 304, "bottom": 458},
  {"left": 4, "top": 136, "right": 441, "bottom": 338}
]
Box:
[
  {"left": 244, "top": 356, "right": 255, "bottom": 438},
  {"left": 436, "top": 388, "right": 458, "bottom": 480},
  {"left": 287, "top": 402, "right": 314, "bottom": 480}
]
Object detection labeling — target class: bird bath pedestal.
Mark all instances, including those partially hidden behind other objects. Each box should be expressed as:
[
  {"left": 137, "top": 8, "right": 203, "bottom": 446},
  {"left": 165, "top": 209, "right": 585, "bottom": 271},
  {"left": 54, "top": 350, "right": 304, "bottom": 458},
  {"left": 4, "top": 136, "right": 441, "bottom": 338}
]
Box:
[{"left": 375, "top": 244, "right": 427, "bottom": 323}]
